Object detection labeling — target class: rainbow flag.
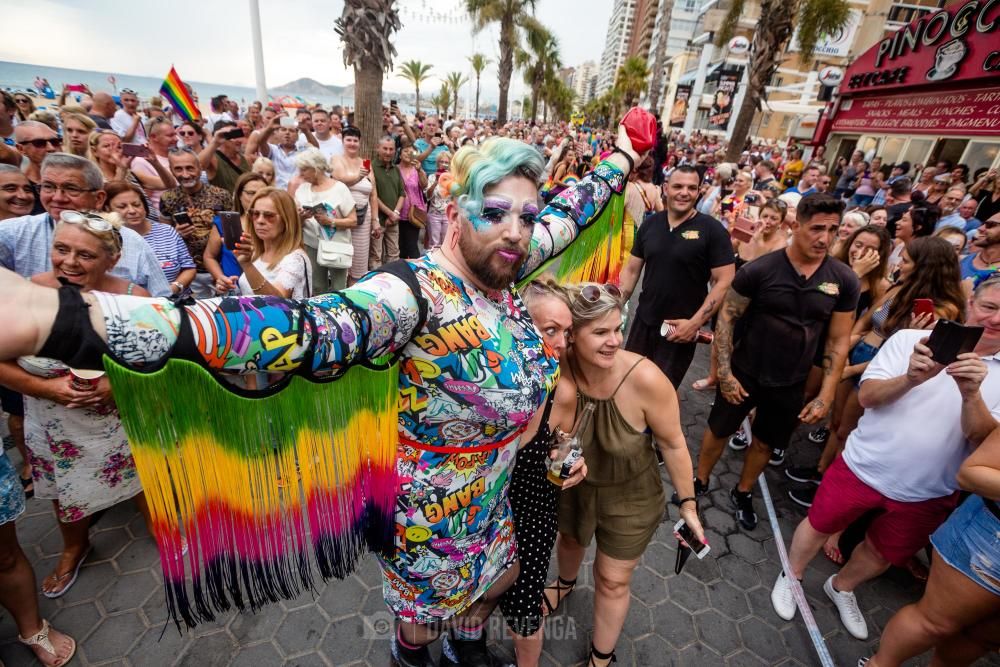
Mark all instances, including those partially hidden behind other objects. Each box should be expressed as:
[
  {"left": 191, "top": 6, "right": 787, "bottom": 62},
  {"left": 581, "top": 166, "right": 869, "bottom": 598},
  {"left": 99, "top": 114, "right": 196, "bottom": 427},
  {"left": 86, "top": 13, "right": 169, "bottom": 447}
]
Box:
[
  {"left": 106, "top": 358, "right": 398, "bottom": 628},
  {"left": 160, "top": 66, "right": 200, "bottom": 122}
]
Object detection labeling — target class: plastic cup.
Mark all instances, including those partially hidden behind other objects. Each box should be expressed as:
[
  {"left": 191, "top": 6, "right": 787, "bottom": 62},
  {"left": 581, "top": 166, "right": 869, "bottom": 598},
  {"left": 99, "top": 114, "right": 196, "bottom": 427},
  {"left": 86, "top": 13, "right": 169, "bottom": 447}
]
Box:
[{"left": 70, "top": 369, "right": 104, "bottom": 390}]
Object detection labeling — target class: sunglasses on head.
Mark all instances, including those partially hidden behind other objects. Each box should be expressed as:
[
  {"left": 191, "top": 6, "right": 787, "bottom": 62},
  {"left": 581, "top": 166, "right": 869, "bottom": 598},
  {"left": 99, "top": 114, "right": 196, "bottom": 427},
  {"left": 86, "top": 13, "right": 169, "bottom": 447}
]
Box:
[
  {"left": 578, "top": 283, "right": 622, "bottom": 303},
  {"left": 19, "top": 137, "right": 62, "bottom": 148},
  {"left": 60, "top": 210, "right": 113, "bottom": 231}
]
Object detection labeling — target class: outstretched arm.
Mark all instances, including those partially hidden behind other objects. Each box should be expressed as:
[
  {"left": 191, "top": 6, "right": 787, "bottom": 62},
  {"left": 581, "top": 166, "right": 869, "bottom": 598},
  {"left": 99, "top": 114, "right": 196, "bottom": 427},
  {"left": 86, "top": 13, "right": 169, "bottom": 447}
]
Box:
[{"left": 0, "top": 265, "right": 420, "bottom": 378}]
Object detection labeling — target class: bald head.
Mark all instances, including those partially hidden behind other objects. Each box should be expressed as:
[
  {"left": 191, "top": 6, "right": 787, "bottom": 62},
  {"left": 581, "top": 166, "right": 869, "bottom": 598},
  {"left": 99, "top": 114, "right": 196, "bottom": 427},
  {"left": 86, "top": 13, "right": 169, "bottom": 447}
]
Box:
[
  {"left": 14, "top": 120, "right": 57, "bottom": 142},
  {"left": 91, "top": 92, "right": 116, "bottom": 118}
]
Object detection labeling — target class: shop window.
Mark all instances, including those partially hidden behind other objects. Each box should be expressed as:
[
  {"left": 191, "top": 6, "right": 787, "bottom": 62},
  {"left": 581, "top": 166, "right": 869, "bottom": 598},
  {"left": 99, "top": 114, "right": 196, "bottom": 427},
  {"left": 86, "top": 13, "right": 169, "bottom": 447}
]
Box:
[
  {"left": 961, "top": 142, "right": 1000, "bottom": 179},
  {"left": 879, "top": 137, "right": 906, "bottom": 165},
  {"left": 902, "top": 139, "right": 933, "bottom": 170},
  {"left": 930, "top": 139, "right": 969, "bottom": 169},
  {"left": 859, "top": 136, "right": 879, "bottom": 161}
]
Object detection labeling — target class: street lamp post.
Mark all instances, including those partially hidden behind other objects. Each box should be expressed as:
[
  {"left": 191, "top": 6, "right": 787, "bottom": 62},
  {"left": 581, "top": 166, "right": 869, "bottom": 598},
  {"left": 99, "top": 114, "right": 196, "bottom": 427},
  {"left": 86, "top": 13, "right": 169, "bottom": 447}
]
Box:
[{"left": 249, "top": 0, "right": 268, "bottom": 103}]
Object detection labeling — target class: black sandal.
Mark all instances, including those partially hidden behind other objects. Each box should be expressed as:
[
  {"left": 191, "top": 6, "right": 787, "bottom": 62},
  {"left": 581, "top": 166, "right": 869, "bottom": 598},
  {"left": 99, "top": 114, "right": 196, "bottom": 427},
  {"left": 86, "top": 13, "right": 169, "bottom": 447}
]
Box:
[
  {"left": 589, "top": 645, "right": 617, "bottom": 666},
  {"left": 20, "top": 475, "right": 33, "bottom": 499},
  {"left": 541, "top": 576, "right": 576, "bottom": 615}
]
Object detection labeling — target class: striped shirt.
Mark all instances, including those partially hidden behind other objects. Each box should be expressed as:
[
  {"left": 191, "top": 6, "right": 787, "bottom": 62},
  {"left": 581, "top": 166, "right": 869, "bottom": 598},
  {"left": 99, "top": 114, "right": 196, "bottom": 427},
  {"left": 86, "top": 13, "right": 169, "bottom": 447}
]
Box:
[{"left": 143, "top": 222, "right": 195, "bottom": 282}]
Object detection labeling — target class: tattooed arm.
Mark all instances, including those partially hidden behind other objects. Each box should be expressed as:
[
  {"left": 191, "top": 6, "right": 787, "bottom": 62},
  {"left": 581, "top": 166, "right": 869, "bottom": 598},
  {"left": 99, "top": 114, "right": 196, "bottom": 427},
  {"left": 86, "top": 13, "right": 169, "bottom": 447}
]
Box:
[
  {"left": 665, "top": 264, "right": 735, "bottom": 343},
  {"left": 800, "top": 309, "right": 855, "bottom": 423},
  {"left": 714, "top": 287, "right": 752, "bottom": 405}
]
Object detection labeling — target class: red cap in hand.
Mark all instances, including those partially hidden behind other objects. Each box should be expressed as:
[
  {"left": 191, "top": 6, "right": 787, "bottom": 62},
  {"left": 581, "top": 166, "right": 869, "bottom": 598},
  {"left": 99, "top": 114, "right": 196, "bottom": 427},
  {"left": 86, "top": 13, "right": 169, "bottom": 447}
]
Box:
[{"left": 620, "top": 107, "right": 657, "bottom": 154}]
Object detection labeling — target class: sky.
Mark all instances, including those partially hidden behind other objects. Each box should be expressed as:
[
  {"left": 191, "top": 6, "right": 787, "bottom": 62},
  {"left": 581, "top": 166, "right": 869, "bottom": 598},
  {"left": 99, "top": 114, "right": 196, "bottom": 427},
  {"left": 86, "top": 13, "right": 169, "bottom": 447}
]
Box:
[{"left": 1, "top": 0, "right": 612, "bottom": 103}]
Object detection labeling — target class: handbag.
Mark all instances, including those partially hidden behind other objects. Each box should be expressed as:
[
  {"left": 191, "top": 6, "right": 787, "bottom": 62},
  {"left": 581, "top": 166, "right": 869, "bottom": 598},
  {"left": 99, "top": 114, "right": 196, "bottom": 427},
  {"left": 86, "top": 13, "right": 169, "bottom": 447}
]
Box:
[
  {"left": 316, "top": 227, "right": 354, "bottom": 269},
  {"left": 409, "top": 204, "right": 427, "bottom": 228}
]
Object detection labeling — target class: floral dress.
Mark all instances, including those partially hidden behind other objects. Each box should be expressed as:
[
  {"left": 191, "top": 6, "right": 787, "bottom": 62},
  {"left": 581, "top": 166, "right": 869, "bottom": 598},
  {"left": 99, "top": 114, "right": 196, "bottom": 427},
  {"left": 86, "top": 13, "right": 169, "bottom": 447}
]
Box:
[
  {"left": 83, "top": 161, "right": 626, "bottom": 622},
  {"left": 19, "top": 356, "right": 141, "bottom": 523}
]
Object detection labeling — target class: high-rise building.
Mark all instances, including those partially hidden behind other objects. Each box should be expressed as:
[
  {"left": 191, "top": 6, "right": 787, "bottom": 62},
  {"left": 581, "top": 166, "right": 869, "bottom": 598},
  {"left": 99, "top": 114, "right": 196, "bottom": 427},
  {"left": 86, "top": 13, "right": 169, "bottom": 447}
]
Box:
[
  {"left": 596, "top": 0, "right": 636, "bottom": 96},
  {"left": 626, "top": 0, "right": 659, "bottom": 63},
  {"left": 572, "top": 61, "right": 599, "bottom": 106},
  {"left": 642, "top": 0, "right": 703, "bottom": 112}
]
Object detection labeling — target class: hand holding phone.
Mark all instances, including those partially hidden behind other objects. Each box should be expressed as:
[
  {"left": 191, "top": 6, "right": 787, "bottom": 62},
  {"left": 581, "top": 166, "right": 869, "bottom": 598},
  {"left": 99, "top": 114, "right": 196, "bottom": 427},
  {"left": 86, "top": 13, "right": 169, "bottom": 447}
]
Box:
[
  {"left": 731, "top": 216, "right": 756, "bottom": 243},
  {"left": 926, "top": 319, "right": 984, "bottom": 366},
  {"left": 221, "top": 128, "right": 245, "bottom": 140},
  {"left": 121, "top": 143, "right": 148, "bottom": 159},
  {"left": 279, "top": 116, "right": 297, "bottom": 129},
  {"left": 219, "top": 211, "right": 243, "bottom": 251},
  {"left": 674, "top": 518, "right": 710, "bottom": 574}
]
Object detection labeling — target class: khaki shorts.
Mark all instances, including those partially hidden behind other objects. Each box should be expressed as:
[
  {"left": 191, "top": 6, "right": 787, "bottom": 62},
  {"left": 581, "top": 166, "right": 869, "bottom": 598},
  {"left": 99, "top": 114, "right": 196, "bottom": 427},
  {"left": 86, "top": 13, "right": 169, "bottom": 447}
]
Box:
[{"left": 558, "top": 464, "right": 666, "bottom": 560}]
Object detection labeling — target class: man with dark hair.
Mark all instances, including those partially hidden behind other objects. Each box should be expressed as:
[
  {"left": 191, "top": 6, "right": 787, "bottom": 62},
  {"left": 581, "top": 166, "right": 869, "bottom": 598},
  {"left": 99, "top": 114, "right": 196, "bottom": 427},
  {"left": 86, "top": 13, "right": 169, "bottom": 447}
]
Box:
[
  {"left": 754, "top": 159, "right": 777, "bottom": 190},
  {"left": 620, "top": 164, "right": 735, "bottom": 388},
  {"left": 198, "top": 120, "right": 250, "bottom": 193},
  {"left": 885, "top": 177, "right": 914, "bottom": 229},
  {"left": 206, "top": 95, "right": 233, "bottom": 132},
  {"left": 305, "top": 108, "right": 344, "bottom": 159},
  {"left": 692, "top": 193, "right": 860, "bottom": 530}
]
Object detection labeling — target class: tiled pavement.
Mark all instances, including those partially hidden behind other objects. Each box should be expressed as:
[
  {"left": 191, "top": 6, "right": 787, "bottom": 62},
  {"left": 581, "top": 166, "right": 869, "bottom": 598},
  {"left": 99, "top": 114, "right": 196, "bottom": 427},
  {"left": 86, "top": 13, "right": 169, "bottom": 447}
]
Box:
[{"left": 2, "top": 348, "right": 999, "bottom": 667}]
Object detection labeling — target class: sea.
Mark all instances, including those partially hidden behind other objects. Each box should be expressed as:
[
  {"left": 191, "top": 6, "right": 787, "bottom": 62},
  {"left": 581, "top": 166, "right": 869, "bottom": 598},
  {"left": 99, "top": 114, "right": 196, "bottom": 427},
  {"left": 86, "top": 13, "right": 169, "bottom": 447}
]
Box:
[{"left": 0, "top": 60, "right": 356, "bottom": 113}]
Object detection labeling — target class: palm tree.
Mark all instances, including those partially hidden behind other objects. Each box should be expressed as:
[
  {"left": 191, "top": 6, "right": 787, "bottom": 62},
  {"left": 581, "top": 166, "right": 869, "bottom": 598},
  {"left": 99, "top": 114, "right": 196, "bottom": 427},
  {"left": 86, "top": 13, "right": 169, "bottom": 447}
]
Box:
[
  {"left": 646, "top": 0, "right": 674, "bottom": 114},
  {"left": 445, "top": 72, "right": 469, "bottom": 119},
  {"left": 541, "top": 76, "right": 574, "bottom": 123},
  {"left": 397, "top": 60, "right": 433, "bottom": 116},
  {"left": 466, "top": 0, "right": 536, "bottom": 125},
  {"left": 468, "top": 53, "right": 491, "bottom": 119},
  {"left": 613, "top": 56, "right": 649, "bottom": 118},
  {"left": 515, "top": 17, "right": 560, "bottom": 124},
  {"left": 431, "top": 82, "right": 451, "bottom": 117},
  {"left": 335, "top": 0, "right": 401, "bottom": 157},
  {"left": 718, "top": 0, "right": 851, "bottom": 162}
]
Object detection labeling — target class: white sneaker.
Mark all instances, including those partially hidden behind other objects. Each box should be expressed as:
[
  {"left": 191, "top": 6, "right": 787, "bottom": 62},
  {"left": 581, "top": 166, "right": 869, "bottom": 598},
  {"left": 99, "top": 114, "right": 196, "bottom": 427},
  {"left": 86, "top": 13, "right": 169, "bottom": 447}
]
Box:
[
  {"left": 770, "top": 571, "right": 797, "bottom": 621},
  {"left": 824, "top": 575, "right": 868, "bottom": 640}
]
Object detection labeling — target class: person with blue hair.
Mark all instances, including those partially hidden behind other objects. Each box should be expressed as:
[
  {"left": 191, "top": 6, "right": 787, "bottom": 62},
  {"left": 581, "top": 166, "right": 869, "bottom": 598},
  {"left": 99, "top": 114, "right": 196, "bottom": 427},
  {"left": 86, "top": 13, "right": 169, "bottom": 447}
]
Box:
[{"left": 0, "top": 111, "right": 703, "bottom": 667}]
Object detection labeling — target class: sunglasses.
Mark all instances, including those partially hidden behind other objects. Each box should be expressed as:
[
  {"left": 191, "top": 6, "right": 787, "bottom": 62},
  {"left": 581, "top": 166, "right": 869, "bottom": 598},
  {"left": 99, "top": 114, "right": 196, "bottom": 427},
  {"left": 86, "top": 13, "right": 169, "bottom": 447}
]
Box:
[
  {"left": 19, "top": 137, "right": 62, "bottom": 149},
  {"left": 249, "top": 209, "right": 279, "bottom": 221},
  {"left": 120, "top": 88, "right": 137, "bottom": 95},
  {"left": 983, "top": 220, "right": 1000, "bottom": 230},
  {"left": 60, "top": 210, "right": 113, "bottom": 231},
  {"left": 578, "top": 283, "right": 622, "bottom": 303},
  {"left": 178, "top": 130, "right": 198, "bottom": 137},
  {"left": 14, "top": 98, "right": 31, "bottom": 104}
]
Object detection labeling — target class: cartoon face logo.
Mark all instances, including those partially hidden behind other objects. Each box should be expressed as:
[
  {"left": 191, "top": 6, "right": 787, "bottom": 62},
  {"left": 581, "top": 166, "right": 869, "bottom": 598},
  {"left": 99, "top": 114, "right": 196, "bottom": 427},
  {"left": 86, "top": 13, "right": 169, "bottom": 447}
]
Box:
[
  {"left": 430, "top": 570, "right": 461, "bottom": 591},
  {"left": 405, "top": 525, "right": 433, "bottom": 544},
  {"left": 440, "top": 420, "right": 481, "bottom": 443}
]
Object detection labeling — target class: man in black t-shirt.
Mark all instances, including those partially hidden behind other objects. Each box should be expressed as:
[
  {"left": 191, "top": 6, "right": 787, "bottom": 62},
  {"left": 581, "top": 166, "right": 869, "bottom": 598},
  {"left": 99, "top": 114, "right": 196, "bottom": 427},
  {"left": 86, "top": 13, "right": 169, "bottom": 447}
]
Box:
[
  {"left": 620, "top": 166, "right": 735, "bottom": 387},
  {"left": 694, "top": 194, "right": 860, "bottom": 530}
]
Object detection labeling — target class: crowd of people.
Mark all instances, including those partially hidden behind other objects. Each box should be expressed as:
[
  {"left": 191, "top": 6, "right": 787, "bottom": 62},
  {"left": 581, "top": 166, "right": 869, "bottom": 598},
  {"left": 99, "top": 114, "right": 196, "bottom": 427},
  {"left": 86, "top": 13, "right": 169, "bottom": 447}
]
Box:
[{"left": 0, "top": 86, "right": 997, "bottom": 667}]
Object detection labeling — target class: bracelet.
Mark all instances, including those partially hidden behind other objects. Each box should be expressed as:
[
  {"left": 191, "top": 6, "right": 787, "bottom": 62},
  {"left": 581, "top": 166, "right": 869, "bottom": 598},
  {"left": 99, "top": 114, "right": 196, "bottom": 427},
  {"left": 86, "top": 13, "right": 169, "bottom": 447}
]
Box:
[
  {"left": 251, "top": 279, "right": 267, "bottom": 292},
  {"left": 677, "top": 497, "right": 697, "bottom": 507},
  {"left": 170, "top": 281, "right": 183, "bottom": 292},
  {"left": 613, "top": 147, "right": 635, "bottom": 172}
]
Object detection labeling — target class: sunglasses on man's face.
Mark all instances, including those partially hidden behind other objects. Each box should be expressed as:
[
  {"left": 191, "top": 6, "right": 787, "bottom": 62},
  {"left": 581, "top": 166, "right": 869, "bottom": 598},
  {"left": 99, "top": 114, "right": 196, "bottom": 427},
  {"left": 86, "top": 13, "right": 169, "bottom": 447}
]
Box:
[{"left": 19, "top": 137, "right": 62, "bottom": 149}]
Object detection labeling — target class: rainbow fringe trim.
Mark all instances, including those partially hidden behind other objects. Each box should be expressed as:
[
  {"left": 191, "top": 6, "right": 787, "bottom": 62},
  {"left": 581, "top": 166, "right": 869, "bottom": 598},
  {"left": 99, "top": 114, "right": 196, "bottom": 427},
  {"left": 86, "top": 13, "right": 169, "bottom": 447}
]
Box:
[
  {"left": 105, "top": 358, "right": 398, "bottom": 629},
  {"left": 521, "top": 191, "right": 632, "bottom": 288}
]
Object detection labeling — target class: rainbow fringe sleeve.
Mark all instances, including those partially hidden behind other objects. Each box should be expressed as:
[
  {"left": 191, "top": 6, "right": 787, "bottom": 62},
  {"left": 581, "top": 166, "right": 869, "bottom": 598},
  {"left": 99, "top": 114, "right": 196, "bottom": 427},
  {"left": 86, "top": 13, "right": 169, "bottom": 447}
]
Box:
[{"left": 106, "top": 358, "right": 398, "bottom": 629}]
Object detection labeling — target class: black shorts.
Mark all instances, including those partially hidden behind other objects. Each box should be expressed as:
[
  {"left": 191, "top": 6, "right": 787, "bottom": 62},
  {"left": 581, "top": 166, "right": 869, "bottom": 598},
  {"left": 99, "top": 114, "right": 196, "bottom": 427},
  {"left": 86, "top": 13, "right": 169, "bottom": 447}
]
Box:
[
  {"left": 625, "top": 318, "right": 696, "bottom": 389},
  {"left": 0, "top": 386, "right": 23, "bottom": 418},
  {"left": 707, "top": 367, "right": 805, "bottom": 450}
]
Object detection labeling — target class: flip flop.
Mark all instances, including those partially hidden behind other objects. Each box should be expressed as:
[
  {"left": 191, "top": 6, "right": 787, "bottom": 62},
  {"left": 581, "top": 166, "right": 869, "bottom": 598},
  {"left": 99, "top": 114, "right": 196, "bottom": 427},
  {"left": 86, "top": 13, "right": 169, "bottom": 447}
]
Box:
[
  {"left": 691, "top": 378, "right": 716, "bottom": 391},
  {"left": 18, "top": 619, "right": 76, "bottom": 667},
  {"left": 42, "top": 548, "right": 91, "bottom": 599}
]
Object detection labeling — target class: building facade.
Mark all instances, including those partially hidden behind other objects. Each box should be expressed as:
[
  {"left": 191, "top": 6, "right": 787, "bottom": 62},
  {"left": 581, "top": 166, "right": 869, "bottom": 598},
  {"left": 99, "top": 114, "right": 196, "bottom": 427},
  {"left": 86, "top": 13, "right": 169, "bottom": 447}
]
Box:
[{"left": 597, "top": 0, "right": 637, "bottom": 95}]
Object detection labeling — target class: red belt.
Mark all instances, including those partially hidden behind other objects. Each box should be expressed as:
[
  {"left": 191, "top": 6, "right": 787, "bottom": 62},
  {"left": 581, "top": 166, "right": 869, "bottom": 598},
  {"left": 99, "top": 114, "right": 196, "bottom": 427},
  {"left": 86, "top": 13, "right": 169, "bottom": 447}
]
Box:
[{"left": 399, "top": 423, "right": 529, "bottom": 454}]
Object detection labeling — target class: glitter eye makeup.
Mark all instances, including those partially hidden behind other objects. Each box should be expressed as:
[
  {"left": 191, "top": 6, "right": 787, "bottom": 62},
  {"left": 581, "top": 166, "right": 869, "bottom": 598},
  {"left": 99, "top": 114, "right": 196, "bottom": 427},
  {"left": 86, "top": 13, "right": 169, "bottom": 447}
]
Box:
[{"left": 468, "top": 197, "right": 539, "bottom": 231}]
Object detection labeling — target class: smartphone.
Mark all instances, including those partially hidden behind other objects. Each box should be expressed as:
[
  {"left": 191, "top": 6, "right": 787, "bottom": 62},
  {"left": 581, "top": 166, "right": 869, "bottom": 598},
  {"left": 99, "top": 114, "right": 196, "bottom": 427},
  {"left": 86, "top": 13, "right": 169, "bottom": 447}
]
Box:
[
  {"left": 744, "top": 193, "right": 760, "bottom": 205},
  {"left": 674, "top": 519, "right": 710, "bottom": 559},
  {"left": 746, "top": 205, "right": 761, "bottom": 221},
  {"left": 279, "top": 116, "right": 297, "bottom": 128},
  {"left": 172, "top": 211, "right": 192, "bottom": 226},
  {"left": 926, "top": 319, "right": 984, "bottom": 365},
  {"left": 121, "top": 143, "right": 146, "bottom": 158},
  {"left": 66, "top": 83, "right": 87, "bottom": 93},
  {"left": 222, "top": 128, "right": 245, "bottom": 140},
  {"left": 390, "top": 99, "right": 397, "bottom": 107},
  {"left": 913, "top": 298, "right": 935, "bottom": 319},
  {"left": 219, "top": 211, "right": 243, "bottom": 251},
  {"left": 362, "top": 159, "right": 371, "bottom": 171},
  {"left": 730, "top": 217, "right": 756, "bottom": 243}
]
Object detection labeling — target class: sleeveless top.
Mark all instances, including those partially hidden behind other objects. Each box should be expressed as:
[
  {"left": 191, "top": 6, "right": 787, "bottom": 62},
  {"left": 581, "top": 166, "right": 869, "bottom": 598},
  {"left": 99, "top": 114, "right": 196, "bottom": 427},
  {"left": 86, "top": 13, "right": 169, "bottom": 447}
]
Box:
[
  {"left": 567, "top": 358, "right": 656, "bottom": 487},
  {"left": 870, "top": 295, "right": 894, "bottom": 338}
]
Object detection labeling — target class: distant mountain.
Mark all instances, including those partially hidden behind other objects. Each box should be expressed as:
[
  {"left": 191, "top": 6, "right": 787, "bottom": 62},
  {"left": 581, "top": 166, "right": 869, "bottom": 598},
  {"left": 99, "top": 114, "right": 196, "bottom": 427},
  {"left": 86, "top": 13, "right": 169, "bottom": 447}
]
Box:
[
  {"left": 273, "top": 77, "right": 353, "bottom": 98},
  {"left": 274, "top": 76, "right": 412, "bottom": 103}
]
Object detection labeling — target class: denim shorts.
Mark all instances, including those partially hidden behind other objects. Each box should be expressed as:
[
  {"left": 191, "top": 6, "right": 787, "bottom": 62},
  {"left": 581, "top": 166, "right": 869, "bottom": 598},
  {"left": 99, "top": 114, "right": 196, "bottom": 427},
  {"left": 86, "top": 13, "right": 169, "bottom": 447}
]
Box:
[
  {"left": 0, "top": 450, "right": 26, "bottom": 526},
  {"left": 930, "top": 495, "right": 1000, "bottom": 596},
  {"left": 850, "top": 340, "right": 881, "bottom": 388}
]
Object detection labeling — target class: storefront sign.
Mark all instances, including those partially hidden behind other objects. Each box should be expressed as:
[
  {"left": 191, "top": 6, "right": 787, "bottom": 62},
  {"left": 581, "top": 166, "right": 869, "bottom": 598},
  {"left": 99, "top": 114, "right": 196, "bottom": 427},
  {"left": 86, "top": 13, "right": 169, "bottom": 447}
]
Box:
[
  {"left": 728, "top": 36, "right": 750, "bottom": 56},
  {"left": 829, "top": 85, "right": 1000, "bottom": 136},
  {"left": 819, "top": 66, "right": 845, "bottom": 86},
  {"left": 844, "top": 0, "right": 1000, "bottom": 92},
  {"left": 790, "top": 9, "right": 862, "bottom": 58},
  {"left": 670, "top": 84, "right": 692, "bottom": 127},
  {"left": 708, "top": 71, "right": 739, "bottom": 131}
]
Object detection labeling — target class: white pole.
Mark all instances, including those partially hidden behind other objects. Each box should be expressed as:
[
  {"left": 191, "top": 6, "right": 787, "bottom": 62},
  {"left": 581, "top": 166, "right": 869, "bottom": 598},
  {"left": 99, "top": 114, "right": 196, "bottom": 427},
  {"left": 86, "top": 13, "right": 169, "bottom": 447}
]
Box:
[
  {"left": 684, "top": 42, "right": 715, "bottom": 134},
  {"left": 725, "top": 63, "right": 750, "bottom": 142},
  {"left": 249, "top": 0, "right": 268, "bottom": 103}
]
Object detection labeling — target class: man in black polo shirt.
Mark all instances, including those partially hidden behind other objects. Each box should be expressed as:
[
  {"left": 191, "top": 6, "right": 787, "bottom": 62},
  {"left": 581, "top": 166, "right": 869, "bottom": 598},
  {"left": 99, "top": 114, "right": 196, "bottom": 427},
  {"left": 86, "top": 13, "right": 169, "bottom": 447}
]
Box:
[
  {"left": 694, "top": 193, "right": 859, "bottom": 530},
  {"left": 621, "top": 165, "right": 735, "bottom": 387}
]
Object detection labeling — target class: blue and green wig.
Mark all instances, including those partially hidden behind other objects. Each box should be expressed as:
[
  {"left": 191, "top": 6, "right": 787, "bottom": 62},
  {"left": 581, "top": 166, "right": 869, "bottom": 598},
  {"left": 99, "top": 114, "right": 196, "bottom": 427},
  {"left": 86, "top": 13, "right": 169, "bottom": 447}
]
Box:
[{"left": 449, "top": 138, "right": 545, "bottom": 217}]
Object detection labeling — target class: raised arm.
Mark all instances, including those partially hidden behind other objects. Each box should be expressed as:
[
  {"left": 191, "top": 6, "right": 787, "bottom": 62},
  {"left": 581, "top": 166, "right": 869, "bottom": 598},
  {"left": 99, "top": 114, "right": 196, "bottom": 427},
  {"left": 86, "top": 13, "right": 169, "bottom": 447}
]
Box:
[{"left": 1, "top": 265, "right": 420, "bottom": 379}]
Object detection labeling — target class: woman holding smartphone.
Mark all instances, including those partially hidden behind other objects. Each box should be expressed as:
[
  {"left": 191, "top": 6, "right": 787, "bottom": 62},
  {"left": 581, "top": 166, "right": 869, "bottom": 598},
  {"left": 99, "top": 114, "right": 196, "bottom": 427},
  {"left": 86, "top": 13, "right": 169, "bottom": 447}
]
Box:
[
  {"left": 330, "top": 126, "right": 379, "bottom": 285},
  {"left": 207, "top": 172, "right": 266, "bottom": 294},
  {"left": 732, "top": 199, "right": 789, "bottom": 268},
  {"left": 543, "top": 283, "right": 704, "bottom": 667}
]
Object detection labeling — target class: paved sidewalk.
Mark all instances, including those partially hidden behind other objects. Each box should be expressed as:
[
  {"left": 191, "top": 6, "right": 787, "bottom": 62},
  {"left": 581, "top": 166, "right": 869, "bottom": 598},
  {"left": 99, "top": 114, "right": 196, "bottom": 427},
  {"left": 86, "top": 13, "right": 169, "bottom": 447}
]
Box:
[{"left": 2, "top": 349, "right": 999, "bottom": 666}]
